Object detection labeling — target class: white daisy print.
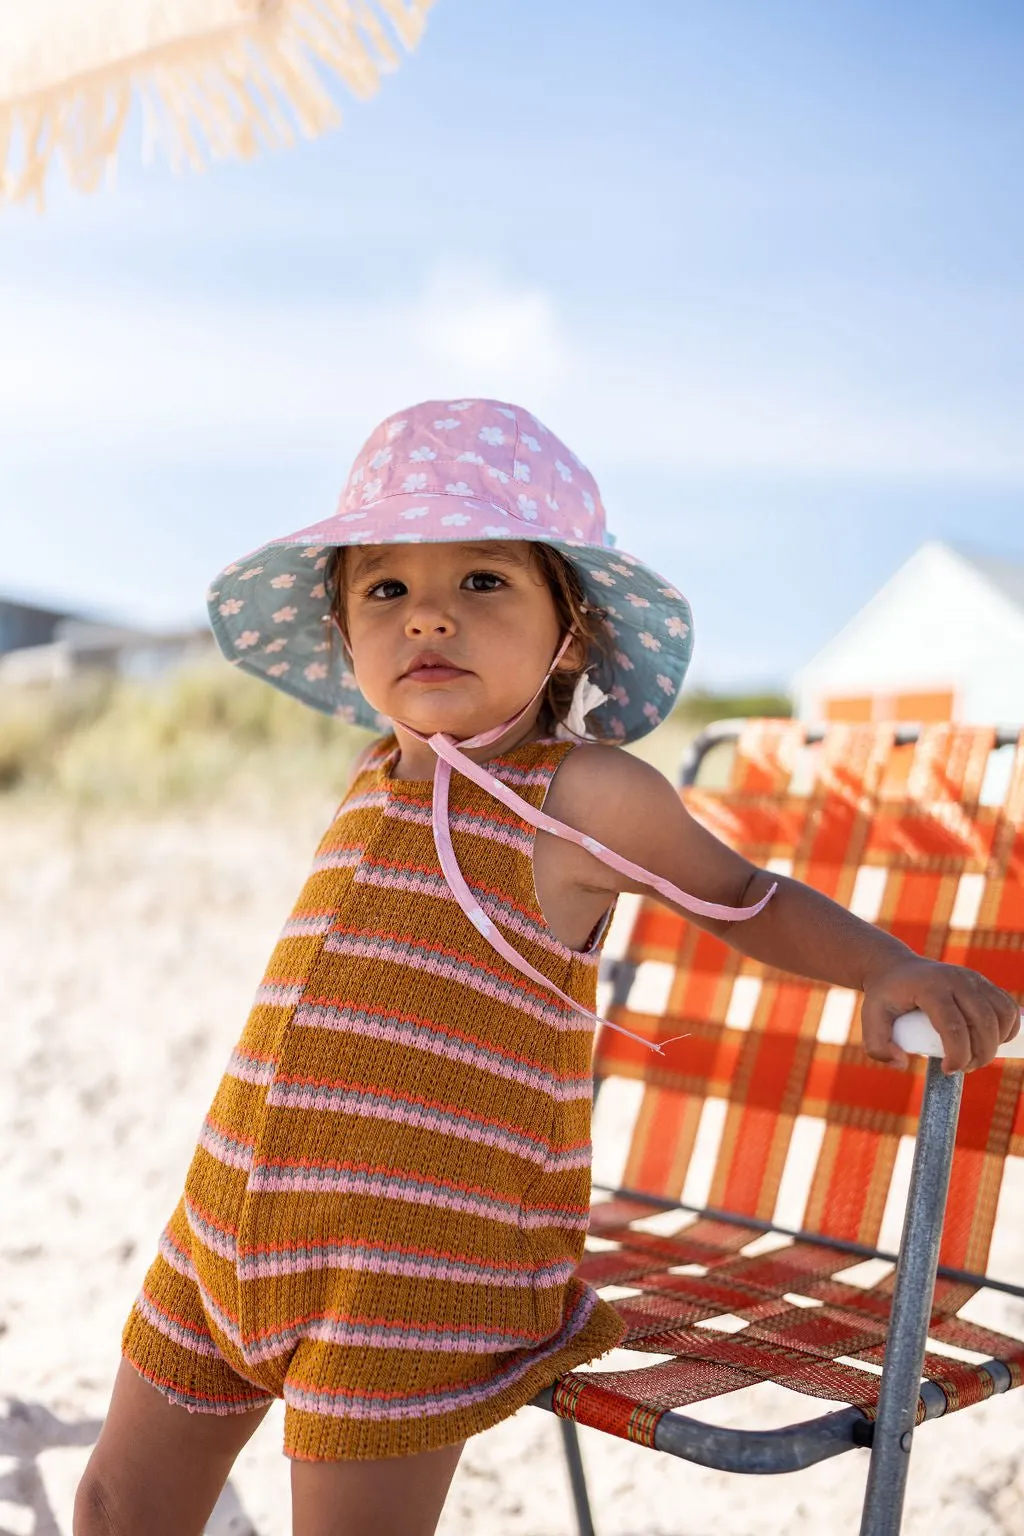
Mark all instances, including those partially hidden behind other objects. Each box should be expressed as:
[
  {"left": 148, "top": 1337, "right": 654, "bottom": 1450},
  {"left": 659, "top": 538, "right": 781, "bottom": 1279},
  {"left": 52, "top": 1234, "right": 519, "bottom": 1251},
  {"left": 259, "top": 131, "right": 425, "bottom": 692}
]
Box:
[
  {"left": 393, "top": 534, "right": 424, "bottom": 543},
  {"left": 495, "top": 407, "right": 517, "bottom": 420},
  {"left": 481, "top": 526, "right": 511, "bottom": 537},
  {"left": 448, "top": 401, "right": 473, "bottom": 411},
  {"left": 520, "top": 433, "right": 541, "bottom": 453},
  {"left": 236, "top": 630, "right": 260, "bottom": 649},
  {"left": 361, "top": 479, "right": 383, "bottom": 503},
  {"left": 486, "top": 466, "right": 510, "bottom": 484},
  {"left": 410, "top": 447, "right": 437, "bottom": 462},
  {"left": 582, "top": 491, "right": 595, "bottom": 514},
  {"left": 340, "top": 512, "right": 368, "bottom": 523},
  {"left": 218, "top": 598, "right": 244, "bottom": 616},
  {"left": 304, "top": 662, "right": 328, "bottom": 681},
  {"left": 545, "top": 495, "right": 559, "bottom": 512},
  {"left": 370, "top": 447, "right": 393, "bottom": 470},
  {"left": 401, "top": 506, "right": 430, "bottom": 520},
  {"left": 665, "top": 616, "right": 690, "bottom": 639},
  {"left": 513, "top": 461, "right": 531, "bottom": 483},
  {"left": 479, "top": 426, "right": 506, "bottom": 446},
  {"left": 445, "top": 481, "right": 474, "bottom": 496},
  {"left": 441, "top": 512, "right": 472, "bottom": 527},
  {"left": 386, "top": 419, "right": 408, "bottom": 440},
  {"left": 638, "top": 631, "right": 662, "bottom": 652},
  {"left": 517, "top": 496, "right": 538, "bottom": 520},
  {"left": 273, "top": 606, "right": 298, "bottom": 624},
  {"left": 348, "top": 468, "right": 365, "bottom": 487},
  {"left": 555, "top": 460, "right": 573, "bottom": 482},
  {"left": 402, "top": 473, "right": 429, "bottom": 492},
  {"left": 434, "top": 418, "right": 460, "bottom": 431},
  {"left": 270, "top": 573, "right": 296, "bottom": 589},
  {"left": 457, "top": 451, "right": 485, "bottom": 465}
]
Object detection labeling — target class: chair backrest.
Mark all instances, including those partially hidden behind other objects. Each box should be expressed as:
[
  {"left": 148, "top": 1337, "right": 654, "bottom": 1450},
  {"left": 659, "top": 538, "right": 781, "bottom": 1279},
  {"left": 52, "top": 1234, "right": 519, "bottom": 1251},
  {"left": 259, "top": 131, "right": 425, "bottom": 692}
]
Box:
[{"left": 594, "top": 721, "right": 1024, "bottom": 1282}]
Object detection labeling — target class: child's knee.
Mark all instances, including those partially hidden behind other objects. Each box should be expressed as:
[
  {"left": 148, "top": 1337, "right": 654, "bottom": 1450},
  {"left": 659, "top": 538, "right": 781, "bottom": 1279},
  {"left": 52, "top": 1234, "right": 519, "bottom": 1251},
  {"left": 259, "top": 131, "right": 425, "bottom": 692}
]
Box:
[{"left": 73, "top": 1466, "right": 121, "bottom": 1536}]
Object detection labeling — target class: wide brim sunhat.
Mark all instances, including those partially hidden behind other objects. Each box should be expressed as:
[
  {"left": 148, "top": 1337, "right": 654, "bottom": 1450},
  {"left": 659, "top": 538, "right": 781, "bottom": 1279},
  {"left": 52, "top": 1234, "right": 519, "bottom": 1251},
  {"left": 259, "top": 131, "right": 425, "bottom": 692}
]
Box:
[{"left": 207, "top": 399, "right": 693, "bottom": 743}]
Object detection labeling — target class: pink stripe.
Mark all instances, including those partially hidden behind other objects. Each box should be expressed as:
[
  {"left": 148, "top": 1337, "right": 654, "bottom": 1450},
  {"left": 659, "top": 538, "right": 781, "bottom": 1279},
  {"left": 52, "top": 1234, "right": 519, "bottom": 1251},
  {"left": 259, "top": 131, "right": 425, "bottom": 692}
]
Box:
[
  {"left": 325, "top": 932, "right": 590, "bottom": 1031},
  {"left": 291, "top": 1002, "right": 591, "bottom": 1100},
  {"left": 253, "top": 982, "right": 304, "bottom": 1008},
  {"left": 280, "top": 914, "right": 334, "bottom": 937},
  {"left": 244, "top": 1313, "right": 557, "bottom": 1362},
  {"left": 245, "top": 1160, "right": 588, "bottom": 1229},
  {"left": 198, "top": 1117, "right": 255, "bottom": 1172},
  {"left": 237, "top": 1240, "right": 575, "bottom": 1286},
  {"left": 311, "top": 847, "right": 364, "bottom": 873},
  {"left": 381, "top": 797, "right": 534, "bottom": 856},
  {"left": 353, "top": 862, "right": 597, "bottom": 964},
  {"left": 282, "top": 1289, "right": 596, "bottom": 1421},
  {"left": 226, "top": 1048, "right": 277, "bottom": 1086},
  {"left": 135, "top": 1288, "right": 220, "bottom": 1358}
]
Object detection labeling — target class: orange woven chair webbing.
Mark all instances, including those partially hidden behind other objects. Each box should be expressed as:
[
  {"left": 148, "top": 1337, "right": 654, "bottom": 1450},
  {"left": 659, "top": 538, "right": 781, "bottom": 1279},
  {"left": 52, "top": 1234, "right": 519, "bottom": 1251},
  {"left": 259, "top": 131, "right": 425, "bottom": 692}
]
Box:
[
  {"left": 568, "top": 722, "right": 1024, "bottom": 1446},
  {"left": 552, "top": 1198, "right": 1024, "bottom": 1444}
]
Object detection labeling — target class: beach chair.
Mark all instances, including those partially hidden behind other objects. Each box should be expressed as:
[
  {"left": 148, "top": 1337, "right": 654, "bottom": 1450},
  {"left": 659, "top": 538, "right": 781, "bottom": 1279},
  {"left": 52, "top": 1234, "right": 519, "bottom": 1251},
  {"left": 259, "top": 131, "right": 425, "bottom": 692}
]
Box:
[{"left": 531, "top": 720, "right": 1024, "bottom": 1536}]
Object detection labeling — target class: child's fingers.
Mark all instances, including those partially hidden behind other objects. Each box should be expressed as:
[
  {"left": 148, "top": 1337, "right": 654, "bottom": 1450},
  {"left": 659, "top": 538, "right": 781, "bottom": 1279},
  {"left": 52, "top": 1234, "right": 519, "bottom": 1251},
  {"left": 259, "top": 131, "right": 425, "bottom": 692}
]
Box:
[
  {"left": 859, "top": 998, "right": 910, "bottom": 1071},
  {"left": 921, "top": 997, "right": 975, "bottom": 1075},
  {"left": 959, "top": 988, "right": 1004, "bottom": 1071}
]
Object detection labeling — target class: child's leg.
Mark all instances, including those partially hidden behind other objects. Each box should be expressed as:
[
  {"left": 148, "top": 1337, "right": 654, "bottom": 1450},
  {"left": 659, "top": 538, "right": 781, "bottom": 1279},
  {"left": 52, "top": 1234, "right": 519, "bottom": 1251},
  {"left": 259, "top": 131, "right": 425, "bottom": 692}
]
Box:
[
  {"left": 74, "top": 1359, "right": 272, "bottom": 1536},
  {"left": 290, "top": 1441, "right": 465, "bottom": 1536}
]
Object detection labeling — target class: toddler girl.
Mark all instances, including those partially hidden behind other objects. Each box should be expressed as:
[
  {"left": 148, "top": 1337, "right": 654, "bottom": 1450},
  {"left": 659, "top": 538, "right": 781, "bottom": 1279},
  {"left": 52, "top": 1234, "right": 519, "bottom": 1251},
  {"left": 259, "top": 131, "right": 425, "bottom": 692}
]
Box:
[{"left": 75, "top": 399, "right": 1017, "bottom": 1536}]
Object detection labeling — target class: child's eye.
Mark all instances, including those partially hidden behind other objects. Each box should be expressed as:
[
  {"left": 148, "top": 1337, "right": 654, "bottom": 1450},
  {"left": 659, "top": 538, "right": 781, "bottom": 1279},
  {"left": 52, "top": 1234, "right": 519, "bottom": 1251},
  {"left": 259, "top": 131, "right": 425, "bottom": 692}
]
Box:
[
  {"left": 365, "top": 579, "right": 407, "bottom": 600},
  {"left": 462, "top": 571, "right": 506, "bottom": 593}
]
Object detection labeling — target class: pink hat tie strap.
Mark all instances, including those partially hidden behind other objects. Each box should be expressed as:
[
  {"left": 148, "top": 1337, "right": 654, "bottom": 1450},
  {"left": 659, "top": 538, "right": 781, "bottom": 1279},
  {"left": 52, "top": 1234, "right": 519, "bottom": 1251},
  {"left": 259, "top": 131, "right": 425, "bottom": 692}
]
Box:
[
  {"left": 400, "top": 633, "right": 777, "bottom": 1057},
  {"left": 426, "top": 734, "right": 775, "bottom": 1057}
]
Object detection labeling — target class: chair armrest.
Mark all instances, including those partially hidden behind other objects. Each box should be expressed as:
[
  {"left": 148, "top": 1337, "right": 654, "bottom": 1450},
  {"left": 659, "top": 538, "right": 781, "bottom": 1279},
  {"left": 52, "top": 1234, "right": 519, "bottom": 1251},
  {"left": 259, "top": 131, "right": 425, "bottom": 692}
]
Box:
[{"left": 892, "top": 1010, "right": 1024, "bottom": 1061}]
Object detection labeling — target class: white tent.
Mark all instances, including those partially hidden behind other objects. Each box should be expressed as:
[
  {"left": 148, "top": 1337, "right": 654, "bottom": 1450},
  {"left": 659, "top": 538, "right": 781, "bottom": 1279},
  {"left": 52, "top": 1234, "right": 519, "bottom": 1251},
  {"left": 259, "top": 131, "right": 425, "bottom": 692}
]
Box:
[
  {"left": 0, "top": 0, "right": 433, "bottom": 203},
  {"left": 791, "top": 542, "right": 1024, "bottom": 725}
]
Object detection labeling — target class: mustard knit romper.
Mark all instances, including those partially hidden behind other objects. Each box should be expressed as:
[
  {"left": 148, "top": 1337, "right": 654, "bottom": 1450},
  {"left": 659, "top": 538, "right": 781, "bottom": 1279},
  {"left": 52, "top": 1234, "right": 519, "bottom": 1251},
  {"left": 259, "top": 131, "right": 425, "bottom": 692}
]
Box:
[{"left": 122, "top": 734, "right": 626, "bottom": 1461}]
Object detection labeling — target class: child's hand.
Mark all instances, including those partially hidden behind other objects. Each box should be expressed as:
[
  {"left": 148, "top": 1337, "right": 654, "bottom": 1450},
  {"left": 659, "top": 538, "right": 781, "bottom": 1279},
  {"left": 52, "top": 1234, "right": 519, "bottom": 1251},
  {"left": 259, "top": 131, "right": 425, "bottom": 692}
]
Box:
[{"left": 860, "top": 958, "right": 1020, "bottom": 1074}]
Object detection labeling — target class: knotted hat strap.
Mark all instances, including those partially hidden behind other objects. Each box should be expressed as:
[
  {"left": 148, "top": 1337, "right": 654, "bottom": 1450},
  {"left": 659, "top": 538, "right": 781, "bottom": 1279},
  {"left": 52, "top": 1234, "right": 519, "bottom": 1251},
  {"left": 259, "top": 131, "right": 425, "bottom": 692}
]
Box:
[{"left": 402, "top": 636, "right": 777, "bottom": 1058}]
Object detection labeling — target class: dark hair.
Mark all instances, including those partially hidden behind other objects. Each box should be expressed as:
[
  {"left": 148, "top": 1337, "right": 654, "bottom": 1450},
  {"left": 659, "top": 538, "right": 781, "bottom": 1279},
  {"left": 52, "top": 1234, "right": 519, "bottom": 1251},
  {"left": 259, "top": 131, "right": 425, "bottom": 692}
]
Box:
[{"left": 323, "top": 542, "right": 613, "bottom": 737}]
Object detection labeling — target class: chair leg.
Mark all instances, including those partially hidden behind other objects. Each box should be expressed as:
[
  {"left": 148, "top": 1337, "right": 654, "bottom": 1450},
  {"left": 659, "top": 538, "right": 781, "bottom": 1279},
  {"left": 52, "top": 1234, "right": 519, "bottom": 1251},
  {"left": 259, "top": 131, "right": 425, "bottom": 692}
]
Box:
[
  {"left": 559, "top": 1416, "right": 597, "bottom": 1536},
  {"left": 859, "top": 1059, "right": 964, "bottom": 1536}
]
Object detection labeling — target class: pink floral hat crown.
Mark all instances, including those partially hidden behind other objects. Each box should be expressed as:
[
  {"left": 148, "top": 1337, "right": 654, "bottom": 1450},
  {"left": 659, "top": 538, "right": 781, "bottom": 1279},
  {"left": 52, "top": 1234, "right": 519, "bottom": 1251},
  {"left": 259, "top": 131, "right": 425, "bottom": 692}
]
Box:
[{"left": 207, "top": 398, "right": 693, "bottom": 742}]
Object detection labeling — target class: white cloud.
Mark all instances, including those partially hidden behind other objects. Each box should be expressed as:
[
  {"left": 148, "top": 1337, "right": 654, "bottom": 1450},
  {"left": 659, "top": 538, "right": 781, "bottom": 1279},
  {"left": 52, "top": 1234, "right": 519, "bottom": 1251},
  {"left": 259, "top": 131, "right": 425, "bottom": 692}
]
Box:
[{"left": 0, "top": 265, "right": 1022, "bottom": 487}]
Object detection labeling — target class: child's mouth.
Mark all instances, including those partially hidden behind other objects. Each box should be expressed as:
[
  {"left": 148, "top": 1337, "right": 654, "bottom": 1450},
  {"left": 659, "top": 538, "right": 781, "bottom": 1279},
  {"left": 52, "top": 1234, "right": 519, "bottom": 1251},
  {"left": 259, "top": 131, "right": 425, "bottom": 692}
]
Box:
[{"left": 402, "top": 654, "right": 472, "bottom": 684}]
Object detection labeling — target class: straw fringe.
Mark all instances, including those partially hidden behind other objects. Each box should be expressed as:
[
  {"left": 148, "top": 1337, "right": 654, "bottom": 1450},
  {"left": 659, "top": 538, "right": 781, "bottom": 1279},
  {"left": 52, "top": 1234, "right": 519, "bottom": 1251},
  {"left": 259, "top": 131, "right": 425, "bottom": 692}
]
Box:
[{"left": 0, "top": 0, "right": 434, "bottom": 205}]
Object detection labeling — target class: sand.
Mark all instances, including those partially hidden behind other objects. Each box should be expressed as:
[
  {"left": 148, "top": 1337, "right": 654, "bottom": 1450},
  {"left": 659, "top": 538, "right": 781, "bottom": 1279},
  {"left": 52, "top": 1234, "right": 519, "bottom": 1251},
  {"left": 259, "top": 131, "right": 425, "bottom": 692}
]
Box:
[{"left": 2, "top": 795, "right": 1022, "bottom": 1535}]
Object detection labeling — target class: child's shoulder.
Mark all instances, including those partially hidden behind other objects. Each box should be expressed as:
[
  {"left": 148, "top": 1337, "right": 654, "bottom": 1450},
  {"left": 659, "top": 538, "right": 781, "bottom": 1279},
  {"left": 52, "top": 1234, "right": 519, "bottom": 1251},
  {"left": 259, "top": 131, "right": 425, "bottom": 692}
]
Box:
[{"left": 548, "top": 741, "right": 684, "bottom": 836}]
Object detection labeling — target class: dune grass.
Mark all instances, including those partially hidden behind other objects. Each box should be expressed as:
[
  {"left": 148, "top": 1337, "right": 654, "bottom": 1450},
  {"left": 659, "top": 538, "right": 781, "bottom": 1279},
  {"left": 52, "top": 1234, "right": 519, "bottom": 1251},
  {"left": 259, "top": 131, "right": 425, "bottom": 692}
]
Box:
[{"left": 0, "top": 663, "right": 790, "bottom": 809}]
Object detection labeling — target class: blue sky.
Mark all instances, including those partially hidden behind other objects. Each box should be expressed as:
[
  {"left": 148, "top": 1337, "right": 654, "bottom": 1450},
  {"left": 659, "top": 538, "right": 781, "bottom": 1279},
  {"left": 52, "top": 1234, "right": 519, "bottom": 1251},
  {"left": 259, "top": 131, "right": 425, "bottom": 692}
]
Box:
[{"left": 2, "top": 0, "right": 1022, "bottom": 688}]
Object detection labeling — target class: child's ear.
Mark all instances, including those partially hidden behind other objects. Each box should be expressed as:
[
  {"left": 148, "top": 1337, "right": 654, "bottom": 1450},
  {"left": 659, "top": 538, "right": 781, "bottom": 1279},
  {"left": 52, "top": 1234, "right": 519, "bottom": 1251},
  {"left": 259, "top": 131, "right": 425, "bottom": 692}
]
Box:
[{"left": 555, "top": 633, "right": 588, "bottom": 673}]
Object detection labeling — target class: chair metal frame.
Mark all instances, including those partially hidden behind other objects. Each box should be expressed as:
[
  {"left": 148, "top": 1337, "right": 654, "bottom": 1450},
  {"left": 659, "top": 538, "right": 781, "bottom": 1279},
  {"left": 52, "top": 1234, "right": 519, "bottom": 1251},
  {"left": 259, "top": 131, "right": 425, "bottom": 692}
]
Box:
[{"left": 531, "top": 721, "right": 1024, "bottom": 1536}]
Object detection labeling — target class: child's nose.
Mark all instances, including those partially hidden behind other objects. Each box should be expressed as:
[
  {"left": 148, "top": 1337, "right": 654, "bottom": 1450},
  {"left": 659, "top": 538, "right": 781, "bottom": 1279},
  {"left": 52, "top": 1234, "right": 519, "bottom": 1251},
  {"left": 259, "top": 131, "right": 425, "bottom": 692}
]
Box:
[{"left": 405, "top": 606, "right": 455, "bottom": 637}]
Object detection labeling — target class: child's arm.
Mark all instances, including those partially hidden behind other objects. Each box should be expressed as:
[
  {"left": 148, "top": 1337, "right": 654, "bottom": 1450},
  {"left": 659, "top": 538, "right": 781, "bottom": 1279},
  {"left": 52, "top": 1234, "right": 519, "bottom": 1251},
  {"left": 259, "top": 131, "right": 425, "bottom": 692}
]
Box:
[{"left": 551, "top": 748, "right": 1020, "bottom": 1074}]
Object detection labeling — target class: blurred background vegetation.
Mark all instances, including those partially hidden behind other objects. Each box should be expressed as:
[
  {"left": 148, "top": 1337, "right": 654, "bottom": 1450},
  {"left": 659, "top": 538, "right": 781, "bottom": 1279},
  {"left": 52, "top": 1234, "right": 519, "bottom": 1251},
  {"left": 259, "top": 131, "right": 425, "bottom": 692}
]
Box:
[{"left": 0, "top": 664, "right": 791, "bottom": 810}]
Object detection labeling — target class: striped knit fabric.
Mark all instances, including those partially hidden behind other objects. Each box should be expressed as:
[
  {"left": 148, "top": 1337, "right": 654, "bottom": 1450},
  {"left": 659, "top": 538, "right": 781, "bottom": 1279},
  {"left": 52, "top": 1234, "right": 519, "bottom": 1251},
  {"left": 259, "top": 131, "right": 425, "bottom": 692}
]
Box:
[{"left": 122, "top": 734, "right": 626, "bottom": 1460}]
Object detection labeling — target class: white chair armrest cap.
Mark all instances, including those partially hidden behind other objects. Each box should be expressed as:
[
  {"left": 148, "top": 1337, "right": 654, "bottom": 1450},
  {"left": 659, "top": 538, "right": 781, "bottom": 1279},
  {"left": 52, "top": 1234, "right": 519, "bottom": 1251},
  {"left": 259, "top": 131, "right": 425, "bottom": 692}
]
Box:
[{"left": 892, "top": 1010, "right": 1024, "bottom": 1061}]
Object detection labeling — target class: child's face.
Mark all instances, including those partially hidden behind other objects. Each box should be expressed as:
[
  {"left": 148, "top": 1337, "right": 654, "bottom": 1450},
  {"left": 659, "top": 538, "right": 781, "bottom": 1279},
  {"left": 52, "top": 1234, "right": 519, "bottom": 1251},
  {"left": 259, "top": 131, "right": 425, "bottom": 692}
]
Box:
[{"left": 343, "top": 540, "right": 567, "bottom": 740}]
